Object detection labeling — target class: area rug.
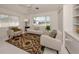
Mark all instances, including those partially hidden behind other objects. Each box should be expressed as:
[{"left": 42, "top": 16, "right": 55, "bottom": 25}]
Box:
[{"left": 6, "top": 33, "right": 45, "bottom": 54}]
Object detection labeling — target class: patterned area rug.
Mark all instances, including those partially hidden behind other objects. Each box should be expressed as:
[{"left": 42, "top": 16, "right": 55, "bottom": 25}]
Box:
[{"left": 6, "top": 33, "right": 44, "bottom": 54}]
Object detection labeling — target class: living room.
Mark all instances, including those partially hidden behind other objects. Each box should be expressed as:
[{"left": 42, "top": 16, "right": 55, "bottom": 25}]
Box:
[{"left": 0, "top": 4, "right": 67, "bottom": 54}]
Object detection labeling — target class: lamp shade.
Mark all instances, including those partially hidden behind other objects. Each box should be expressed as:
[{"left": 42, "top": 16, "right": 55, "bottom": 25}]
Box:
[{"left": 24, "top": 19, "right": 28, "bottom": 22}]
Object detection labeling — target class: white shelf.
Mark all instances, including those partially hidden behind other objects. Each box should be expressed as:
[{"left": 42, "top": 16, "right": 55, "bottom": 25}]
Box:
[
  {"left": 73, "top": 15, "right": 79, "bottom": 18},
  {"left": 73, "top": 5, "right": 79, "bottom": 18},
  {"left": 74, "top": 23, "right": 79, "bottom": 26},
  {"left": 65, "top": 30, "right": 79, "bottom": 42},
  {"left": 74, "top": 6, "right": 79, "bottom": 10},
  {"left": 73, "top": 5, "right": 79, "bottom": 33}
]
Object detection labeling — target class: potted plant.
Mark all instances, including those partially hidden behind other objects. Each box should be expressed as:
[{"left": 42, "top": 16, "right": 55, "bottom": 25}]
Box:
[{"left": 45, "top": 25, "right": 51, "bottom": 31}]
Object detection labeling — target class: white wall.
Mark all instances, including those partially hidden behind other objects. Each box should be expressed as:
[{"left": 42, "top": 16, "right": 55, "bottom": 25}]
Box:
[
  {"left": 18, "top": 17, "right": 26, "bottom": 31},
  {"left": 58, "top": 9, "right": 63, "bottom": 32},
  {"left": 63, "top": 4, "right": 73, "bottom": 46},
  {"left": 63, "top": 5, "right": 73, "bottom": 31},
  {"left": 28, "top": 11, "right": 59, "bottom": 31},
  {"left": 63, "top": 4, "right": 73, "bottom": 45},
  {"left": 0, "top": 8, "right": 26, "bottom": 17}
]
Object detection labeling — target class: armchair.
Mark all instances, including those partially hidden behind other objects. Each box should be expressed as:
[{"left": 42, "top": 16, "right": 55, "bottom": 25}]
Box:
[
  {"left": 7, "top": 27, "right": 22, "bottom": 38},
  {"left": 40, "top": 30, "right": 62, "bottom": 51}
]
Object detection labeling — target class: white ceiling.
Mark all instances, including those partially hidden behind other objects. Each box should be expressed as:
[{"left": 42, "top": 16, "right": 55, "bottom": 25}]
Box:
[{"left": 0, "top": 4, "right": 62, "bottom": 15}]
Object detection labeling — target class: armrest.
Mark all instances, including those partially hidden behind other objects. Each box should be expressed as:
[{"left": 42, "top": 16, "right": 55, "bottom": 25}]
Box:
[
  {"left": 41, "top": 35, "right": 62, "bottom": 42},
  {"left": 7, "top": 30, "right": 14, "bottom": 35},
  {"left": 40, "top": 35, "right": 62, "bottom": 51}
]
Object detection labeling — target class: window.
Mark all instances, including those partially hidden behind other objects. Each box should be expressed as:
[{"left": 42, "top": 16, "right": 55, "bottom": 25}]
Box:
[
  {"left": 0, "top": 15, "right": 19, "bottom": 27},
  {"left": 33, "top": 16, "right": 50, "bottom": 26}
]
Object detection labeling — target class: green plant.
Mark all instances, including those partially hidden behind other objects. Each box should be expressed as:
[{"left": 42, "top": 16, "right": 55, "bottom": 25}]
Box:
[{"left": 45, "top": 25, "right": 50, "bottom": 31}]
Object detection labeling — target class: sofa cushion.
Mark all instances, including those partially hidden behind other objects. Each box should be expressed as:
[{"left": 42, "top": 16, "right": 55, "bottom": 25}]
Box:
[
  {"left": 27, "top": 29, "right": 43, "bottom": 35},
  {"left": 10, "top": 27, "right": 21, "bottom": 32},
  {"left": 34, "top": 26, "right": 40, "bottom": 30}
]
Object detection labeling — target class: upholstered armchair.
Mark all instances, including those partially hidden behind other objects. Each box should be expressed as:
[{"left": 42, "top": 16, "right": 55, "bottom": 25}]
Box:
[
  {"left": 40, "top": 30, "right": 62, "bottom": 51},
  {"left": 7, "top": 27, "right": 22, "bottom": 38}
]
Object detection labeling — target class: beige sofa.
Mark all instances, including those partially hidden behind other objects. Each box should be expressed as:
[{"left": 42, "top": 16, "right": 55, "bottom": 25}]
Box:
[
  {"left": 26, "top": 26, "right": 45, "bottom": 35},
  {"left": 27, "top": 28, "right": 44, "bottom": 35}
]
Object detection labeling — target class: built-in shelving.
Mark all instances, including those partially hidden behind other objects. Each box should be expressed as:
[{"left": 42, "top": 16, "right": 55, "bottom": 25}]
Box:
[
  {"left": 74, "top": 23, "right": 79, "bottom": 26},
  {"left": 73, "top": 15, "right": 79, "bottom": 17},
  {"left": 73, "top": 6, "right": 79, "bottom": 10},
  {"left": 73, "top": 5, "right": 79, "bottom": 33}
]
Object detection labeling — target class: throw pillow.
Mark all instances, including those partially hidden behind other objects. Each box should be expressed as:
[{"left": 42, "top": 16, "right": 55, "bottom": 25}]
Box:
[{"left": 49, "top": 30, "right": 57, "bottom": 38}]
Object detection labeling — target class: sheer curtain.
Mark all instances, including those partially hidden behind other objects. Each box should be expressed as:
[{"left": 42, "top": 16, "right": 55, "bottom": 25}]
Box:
[{"left": 0, "top": 15, "right": 19, "bottom": 27}]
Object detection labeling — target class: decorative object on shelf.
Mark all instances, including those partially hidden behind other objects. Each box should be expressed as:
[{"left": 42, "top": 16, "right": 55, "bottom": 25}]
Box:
[
  {"left": 73, "top": 5, "right": 79, "bottom": 33},
  {"left": 76, "top": 27, "right": 79, "bottom": 33}
]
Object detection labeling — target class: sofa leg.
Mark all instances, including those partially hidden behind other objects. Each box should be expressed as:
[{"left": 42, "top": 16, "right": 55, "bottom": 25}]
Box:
[{"left": 57, "top": 51, "right": 59, "bottom": 54}]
